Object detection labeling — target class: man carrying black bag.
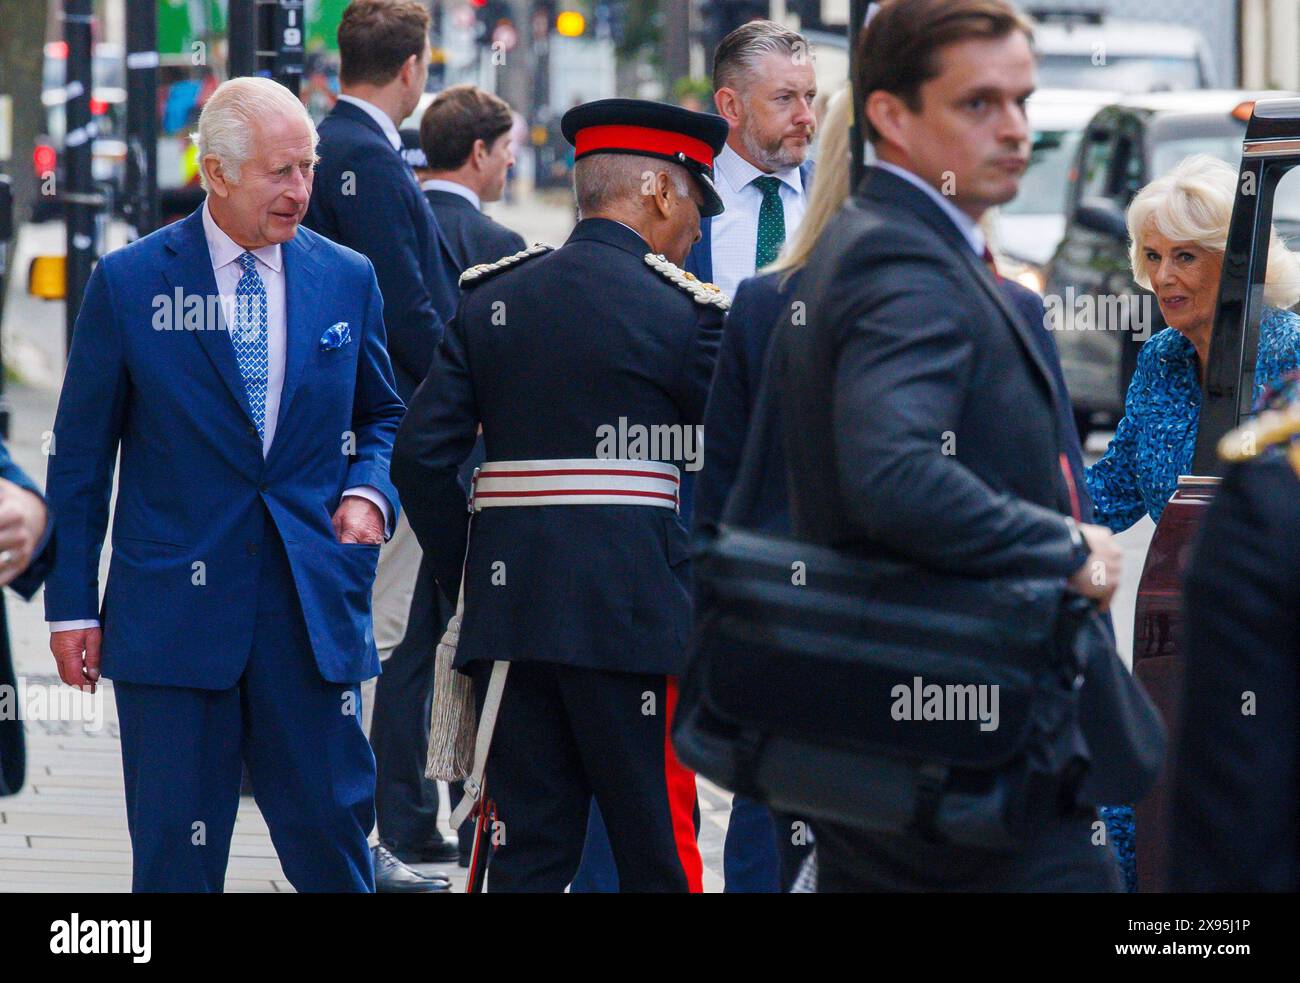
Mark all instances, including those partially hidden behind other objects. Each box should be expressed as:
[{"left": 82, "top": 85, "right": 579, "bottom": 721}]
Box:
[{"left": 694, "top": 0, "right": 1158, "bottom": 891}]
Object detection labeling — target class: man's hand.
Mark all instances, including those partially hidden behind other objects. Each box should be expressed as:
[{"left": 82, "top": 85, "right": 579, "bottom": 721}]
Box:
[
  {"left": 1066, "top": 522, "right": 1123, "bottom": 612},
  {"left": 0, "top": 477, "right": 48, "bottom": 588},
  {"left": 332, "top": 496, "right": 385, "bottom": 545},
  {"left": 51, "top": 628, "right": 102, "bottom": 692}
]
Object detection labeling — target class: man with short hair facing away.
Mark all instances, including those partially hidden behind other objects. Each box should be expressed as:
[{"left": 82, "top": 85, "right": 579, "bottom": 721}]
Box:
[{"left": 418, "top": 85, "right": 527, "bottom": 272}]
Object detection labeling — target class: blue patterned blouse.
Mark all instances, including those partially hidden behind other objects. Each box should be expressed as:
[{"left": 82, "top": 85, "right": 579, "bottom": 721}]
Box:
[{"left": 1086, "top": 309, "right": 1300, "bottom": 532}]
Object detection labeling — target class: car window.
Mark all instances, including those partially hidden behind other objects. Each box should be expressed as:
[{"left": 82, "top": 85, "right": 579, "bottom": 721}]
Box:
[
  {"left": 1001, "top": 129, "right": 1082, "bottom": 216},
  {"left": 1077, "top": 127, "right": 1114, "bottom": 203},
  {"left": 1150, "top": 129, "right": 1300, "bottom": 229},
  {"left": 1037, "top": 54, "right": 1203, "bottom": 92},
  {"left": 1114, "top": 127, "right": 1146, "bottom": 205},
  {"left": 1250, "top": 167, "right": 1300, "bottom": 318}
]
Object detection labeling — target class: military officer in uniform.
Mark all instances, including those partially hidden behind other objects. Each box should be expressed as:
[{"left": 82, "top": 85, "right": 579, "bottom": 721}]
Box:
[
  {"left": 392, "top": 99, "right": 729, "bottom": 892},
  {"left": 1170, "top": 369, "right": 1300, "bottom": 891}
]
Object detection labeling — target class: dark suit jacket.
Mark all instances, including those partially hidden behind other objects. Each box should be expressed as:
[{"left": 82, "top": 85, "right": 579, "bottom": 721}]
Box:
[
  {"left": 684, "top": 160, "right": 815, "bottom": 287},
  {"left": 693, "top": 268, "right": 801, "bottom": 541},
  {"left": 692, "top": 260, "right": 1094, "bottom": 547},
  {"left": 392, "top": 218, "right": 722, "bottom": 676},
  {"left": 776, "top": 166, "right": 1085, "bottom": 578},
  {"left": 0, "top": 443, "right": 55, "bottom": 797},
  {"left": 304, "top": 99, "right": 456, "bottom": 401},
  {"left": 1000, "top": 279, "right": 1094, "bottom": 521},
  {"left": 1172, "top": 453, "right": 1300, "bottom": 891},
  {"left": 423, "top": 188, "right": 526, "bottom": 276}
]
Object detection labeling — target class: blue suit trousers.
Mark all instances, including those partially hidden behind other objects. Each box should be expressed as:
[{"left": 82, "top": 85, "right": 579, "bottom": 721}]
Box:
[{"left": 113, "top": 519, "right": 376, "bottom": 892}]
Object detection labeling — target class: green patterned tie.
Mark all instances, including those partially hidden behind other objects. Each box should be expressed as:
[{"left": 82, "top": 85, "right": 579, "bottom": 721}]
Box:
[{"left": 752, "top": 175, "right": 786, "bottom": 269}]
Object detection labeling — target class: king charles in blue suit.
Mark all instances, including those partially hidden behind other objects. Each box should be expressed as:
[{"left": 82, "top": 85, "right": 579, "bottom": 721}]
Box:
[{"left": 43, "top": 78, "right": 405, "bottom": 892}]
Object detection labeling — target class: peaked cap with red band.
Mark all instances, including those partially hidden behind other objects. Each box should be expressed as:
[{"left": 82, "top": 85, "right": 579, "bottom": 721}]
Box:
[{"left": 561, "top": 98, "right": 730, "bottom": 217}]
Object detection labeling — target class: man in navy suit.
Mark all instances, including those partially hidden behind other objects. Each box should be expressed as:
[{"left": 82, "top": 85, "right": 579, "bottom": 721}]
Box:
[
  {"left": 44, "top": 76, "right": 405, "bottom": 892},
  {"left": 303, "top": 0, "right": 454, "bottom": 396},
  {"left": 683, "top": 20, "right": 817, "bottom": 298},
  {"left": 782, "top": 0, "right": 1129, "bottom": 890},
  {"left": 416, "top": 86, "right": 526, "bottom": 272},
  {"left": 302, "top": 0, "right": 457, "bottom": 887}
]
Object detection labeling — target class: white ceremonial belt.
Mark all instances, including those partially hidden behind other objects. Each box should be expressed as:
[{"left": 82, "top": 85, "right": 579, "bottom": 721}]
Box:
[
  {"left": 471, "top": 458, "right": 681, "bottom": 512},
  {"left": 442, "top": 458, "right": 682, "bottom": 835}
]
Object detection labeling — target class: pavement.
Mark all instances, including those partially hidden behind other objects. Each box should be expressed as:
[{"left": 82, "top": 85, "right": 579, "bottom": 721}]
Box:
[{"left": 0, "top": 191, "right": 1152, "bottom": 893}]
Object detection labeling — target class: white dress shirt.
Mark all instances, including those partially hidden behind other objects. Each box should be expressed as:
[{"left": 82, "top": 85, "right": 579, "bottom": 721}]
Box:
[
  {"left": 48, "top": 201, "right": 390, "bottom": 633},
  {"left": 873, "top": 160, "right": 987, "bottom": 258},
  {"left": 707, "top": 143, "right": 808, "bottom": 300},
  {"left": 336, "top": 94, "right": 402, "bottom": 151},
  {"left": 421, "top": 178, "right": 481, "bottom": 211}
]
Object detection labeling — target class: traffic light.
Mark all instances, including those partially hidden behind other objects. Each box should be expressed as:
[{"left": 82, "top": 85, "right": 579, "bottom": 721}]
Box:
[{"left": 474, "top": 0, "right": 514, "bottom": 47}]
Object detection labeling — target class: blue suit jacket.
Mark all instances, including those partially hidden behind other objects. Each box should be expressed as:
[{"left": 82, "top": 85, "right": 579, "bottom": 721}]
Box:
[
  {"left": 304, "top": 99, "right": 458, "bottom": 401},
  {"left": 684, "top": 159, "right": 815, "bottom": 286},
  {"left": 44, "top": 207, "right": 406, "bottom": 688}
]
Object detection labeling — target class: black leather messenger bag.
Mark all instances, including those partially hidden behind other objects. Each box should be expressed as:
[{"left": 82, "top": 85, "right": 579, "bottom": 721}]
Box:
[{"left": 672, "top": 311, "right": 1147, "bottom": 851}]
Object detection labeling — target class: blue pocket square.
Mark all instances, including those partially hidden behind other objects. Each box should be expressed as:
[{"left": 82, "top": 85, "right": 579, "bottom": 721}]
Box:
[{"left": 320, "top": 322, "right": 352, "bottom": 351}]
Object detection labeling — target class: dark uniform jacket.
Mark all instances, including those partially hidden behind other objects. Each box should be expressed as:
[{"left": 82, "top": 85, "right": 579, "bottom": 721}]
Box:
[
  {"left": 304, "top": 99, "right": 457, "bottom": 401},
  {"left": 424, "top": 188, "right": 526, "bottom": 275},
  {"left": 392, "top": 218, "right": 723, "bottom": 675}
]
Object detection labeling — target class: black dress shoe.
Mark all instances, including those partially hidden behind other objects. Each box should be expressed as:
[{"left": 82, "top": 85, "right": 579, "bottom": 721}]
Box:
[
  {"left": 373, "top": 844, "right": 450, "bottom": 893},
  {"left": 391, "top": 838, "right": 461, "bottom": 864}
]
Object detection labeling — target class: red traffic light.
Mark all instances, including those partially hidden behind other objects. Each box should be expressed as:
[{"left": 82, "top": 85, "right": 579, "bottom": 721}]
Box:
[{"left": 33, "top": 144, "right": 57, "bottom": 176}]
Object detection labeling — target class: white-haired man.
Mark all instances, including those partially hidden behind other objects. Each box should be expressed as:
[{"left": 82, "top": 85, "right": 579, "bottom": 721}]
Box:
[
  {"left": 44, "top": 76, "right": 405, "bottom": 892},
  {"left": 684, "top": 19, "right": 818, "bottom": 301}
]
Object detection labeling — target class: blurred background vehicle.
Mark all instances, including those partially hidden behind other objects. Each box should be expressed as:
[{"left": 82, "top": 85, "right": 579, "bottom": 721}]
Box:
[
  {"left": 1028, "top": 7, "right": 1215, "bottom": 91},
  {"left": 1044, "top": 90, "right": 1300, "bottom": 439},
  {"left": 988, "top": 87, "right": 1121, "bottom": 293}
]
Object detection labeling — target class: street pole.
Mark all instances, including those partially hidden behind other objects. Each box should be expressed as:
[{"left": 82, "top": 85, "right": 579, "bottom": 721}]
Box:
[
  {"left": 229, "top": 0, "right": 258, "bottom": 78},
  {"left": 230, "top": 0, "right": 303, "bottom": 93},
  {"left": 849, "top": 0, "right": 866, "bottom": 190},
  {"left": 63, "top": 0, "right": 96, "bottom": 355},
  {"left": 125, "top": 0, "right": 159, "bottom": 240},
  {"left": 266, "top": 0, "right": 305, "bottom": 94}
]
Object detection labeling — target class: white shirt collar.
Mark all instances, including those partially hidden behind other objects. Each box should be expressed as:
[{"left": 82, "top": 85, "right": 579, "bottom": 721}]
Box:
[
  {"left": 201, "top": 198, "right": 283, "bottom": 273},
  {"left": 420, "top": 178, "right": 481, "bottom": 211},
  {"left": 336, "top": 94, "right": 402, "bottom": 152},
  {"left": 714, "top": 143, "right": 804, "bottom": 197},
  {"left": 873, "top": 160, "right": 986, "bottom": 257}
]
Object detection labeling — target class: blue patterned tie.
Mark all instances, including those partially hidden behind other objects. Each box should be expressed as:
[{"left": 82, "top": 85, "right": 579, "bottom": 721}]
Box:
[{"left": 232, "top": 251, "right": 270, "bottom": 439}]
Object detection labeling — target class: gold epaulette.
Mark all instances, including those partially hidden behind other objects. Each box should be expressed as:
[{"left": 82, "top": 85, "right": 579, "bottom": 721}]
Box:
[
  {"left": 1217, "top": 401, "right": 1300, "bottom": 478},
  {"left": 459, "top": 243, "right": 555, "bottom": 289},
  {"left": 644, "top": 253, "right": 731, "bottom": 310}
]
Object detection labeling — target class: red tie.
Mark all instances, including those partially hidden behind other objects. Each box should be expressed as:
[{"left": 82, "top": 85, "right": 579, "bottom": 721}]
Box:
[{"left": 982, "top": 245, "right": 1002, "bottom": 282}]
